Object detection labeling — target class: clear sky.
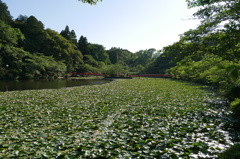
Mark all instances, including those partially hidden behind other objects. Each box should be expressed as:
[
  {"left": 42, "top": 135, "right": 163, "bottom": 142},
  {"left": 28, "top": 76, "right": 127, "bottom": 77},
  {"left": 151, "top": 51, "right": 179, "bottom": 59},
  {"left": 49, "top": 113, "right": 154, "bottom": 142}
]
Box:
[{"left": 3, "top": 0, "right": 200, "bottom": 53}]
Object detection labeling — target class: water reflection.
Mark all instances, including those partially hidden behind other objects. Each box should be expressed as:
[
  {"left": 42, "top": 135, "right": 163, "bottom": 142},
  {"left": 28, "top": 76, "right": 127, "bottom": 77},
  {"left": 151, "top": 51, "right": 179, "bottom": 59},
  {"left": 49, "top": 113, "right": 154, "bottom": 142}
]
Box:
[{"left": 0, "top": 79, "right": 110, "bottom": 91}]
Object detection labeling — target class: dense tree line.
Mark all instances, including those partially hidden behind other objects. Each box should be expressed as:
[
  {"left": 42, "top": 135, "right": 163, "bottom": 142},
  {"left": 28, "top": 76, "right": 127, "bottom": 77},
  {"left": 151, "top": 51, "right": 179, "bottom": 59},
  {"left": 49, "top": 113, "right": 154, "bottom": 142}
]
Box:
[
  {"left": 165, "top": 0, "right": 240, "bottom": 101},
  {"left": 0, "top": 1, "right": 162, "bottom": 79}
]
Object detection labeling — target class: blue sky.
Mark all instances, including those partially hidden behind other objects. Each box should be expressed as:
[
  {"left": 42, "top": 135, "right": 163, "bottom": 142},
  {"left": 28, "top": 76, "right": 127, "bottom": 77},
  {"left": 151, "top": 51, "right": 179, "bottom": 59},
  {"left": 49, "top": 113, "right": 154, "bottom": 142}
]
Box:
[{"left": 3, "top": 0, "right": 200, "bottom": 53}]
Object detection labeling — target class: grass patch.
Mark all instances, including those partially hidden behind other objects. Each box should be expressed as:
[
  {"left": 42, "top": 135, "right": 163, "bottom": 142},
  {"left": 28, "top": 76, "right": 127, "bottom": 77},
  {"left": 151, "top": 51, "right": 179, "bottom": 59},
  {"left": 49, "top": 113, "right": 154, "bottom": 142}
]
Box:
[{"left": 0, "top": 78, "right": 235, "bottom": 158}]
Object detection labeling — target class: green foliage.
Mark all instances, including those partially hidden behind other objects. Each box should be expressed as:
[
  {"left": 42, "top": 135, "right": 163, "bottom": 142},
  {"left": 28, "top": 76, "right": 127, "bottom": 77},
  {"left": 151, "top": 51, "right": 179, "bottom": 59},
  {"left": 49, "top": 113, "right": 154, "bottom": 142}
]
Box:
[
  {"left": 0, "top": 19, "right": 68, "bottom": 79},
  {"left": 131, "top": 64, "right": 144, "bottom": 73},
  {"left": 0, "top": 0, "right": 12, "bottom": 24},
  {"left": 187, "top": 0, "right": 240, "bottom": 25},
  {"left": 107, "top": 48, "right": 160, "bottom": 73},
  {"left": 79, "top": 0, "right": 102, "bottom": 5},
  {"left": 0, "top": 78, "right": 234, "bottom": 158},
  {"left": 102, "top": 64, "right": 126, "bottom": 77},
  {"left": 78, "top": 36, "right": 111, "bottom": 65},
  {"left": 0, "top": 2, "right": 159, "bottom": 79},
  {"left": 88, "top": 43, "right": 111, "bottom": 64},
  {"left": 218, "top": 144, "right": 240, "bottom": 159},
  {"left": 0, "top": 46, "right": 29, "bottom": 79},
  {"left": 166, "top": 29, "right": 240, "bottom": 62},
  {"left": 107, "top": 47, "right": 132, "bottom": 65},
  {"left": 78, "top": 35, "right": 89, "bottom": 55},
  {"left": 221, "top": 64, "right": 240, "bottom": 84},
  {"left": 164, "top": 0, "right": 240, "bottom": 105},
  {"left": 144, "top": 53, "right": 176, "bottom": 74},
  {"left": 44, "top": 29, "right": 83, "bottom": 71},
  {"left": 77, "top": 64, "right": 100, "bottom": 73},
  {"left": 83, "top": 54, "right": 99, "bottom": 67},
  {"left": 60, "top": 25, "right": 77, "bottom": 44},
  {"left": 14, "top": 17, "right": 84, "bottom": 72},
  {"left": 24, "top": 53, "right": 66, "bottom": 79},
  {"left": 169, "top": 55, "right": 240, "bottom": 100},
  {"left": 132, "top": 49, "right": 156, "bottom": 67},
  {"left": 170, "top": 55, "right": 223, "bottom": 81},
  {"left": 0, "top": 20, "right": 24, "bottom": 46},
  {"left": 230, "top": 98, "right": 240, "bottom": 119},
  {"left": 17, "top": 16, "right": 47, "bottom": 53},
  {"left": 0, "top": 20, "right": 27, "bottom": 79}
]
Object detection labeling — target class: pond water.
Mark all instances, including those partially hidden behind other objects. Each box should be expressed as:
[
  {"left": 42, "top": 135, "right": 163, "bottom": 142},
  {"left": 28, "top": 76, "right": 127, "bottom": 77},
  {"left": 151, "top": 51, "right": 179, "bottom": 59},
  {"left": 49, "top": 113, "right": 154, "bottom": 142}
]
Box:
[{"left": 0, "top": 79, "right": 110, "bottom": 92}]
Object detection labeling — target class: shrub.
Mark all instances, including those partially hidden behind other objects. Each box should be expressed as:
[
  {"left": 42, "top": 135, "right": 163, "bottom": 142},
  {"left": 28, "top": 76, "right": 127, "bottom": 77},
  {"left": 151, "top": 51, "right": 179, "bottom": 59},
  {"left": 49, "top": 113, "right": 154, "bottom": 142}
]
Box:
[
  {"left": 218, "top": 144, "right": 240, "bottom": 159},
  {"left": 102, "top": 64, "right": 126, "bottom": 77},
  {"left": 77, "top": 64, "right": 100, "bottom": 74},
  {"left": 230, "top": 98, "right": 240, "bottom": 130},
  {"left": 225, "top": 86, "right": 240, "bottom": 101},
  {"left": 230, "top": 98, "right": 240, "bottom": 119},
  {"left": 169, "top": 56, "right": 240, "bottom": 101}
]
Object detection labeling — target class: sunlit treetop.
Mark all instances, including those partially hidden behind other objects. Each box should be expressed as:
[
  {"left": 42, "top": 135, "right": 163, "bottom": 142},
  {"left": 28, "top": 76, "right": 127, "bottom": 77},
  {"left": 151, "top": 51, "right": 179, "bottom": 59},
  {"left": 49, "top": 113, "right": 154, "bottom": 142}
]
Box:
[
  {"left": 79, "top": 0, "right": 102, "bottom": 5},
  {"left": 186, "top": 0, "right": 240, "bottom": 23},
  {"left": 186, "top": 0, "right": 212, "bottom": 8}
]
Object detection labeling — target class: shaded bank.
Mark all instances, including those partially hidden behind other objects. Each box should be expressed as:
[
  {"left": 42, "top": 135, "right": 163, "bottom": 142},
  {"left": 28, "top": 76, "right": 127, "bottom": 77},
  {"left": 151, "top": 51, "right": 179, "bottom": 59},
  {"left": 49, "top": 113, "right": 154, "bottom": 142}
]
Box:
[{"left": 0, "top": 79, "right": 110, "bottom": 91}]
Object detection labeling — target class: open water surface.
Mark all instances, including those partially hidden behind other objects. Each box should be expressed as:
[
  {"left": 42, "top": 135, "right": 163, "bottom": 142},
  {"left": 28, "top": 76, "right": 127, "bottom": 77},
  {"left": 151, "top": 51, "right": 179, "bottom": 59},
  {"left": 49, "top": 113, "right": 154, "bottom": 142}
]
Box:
[{"left": 0, "top": 79, "right": 110, "bottom": 91}]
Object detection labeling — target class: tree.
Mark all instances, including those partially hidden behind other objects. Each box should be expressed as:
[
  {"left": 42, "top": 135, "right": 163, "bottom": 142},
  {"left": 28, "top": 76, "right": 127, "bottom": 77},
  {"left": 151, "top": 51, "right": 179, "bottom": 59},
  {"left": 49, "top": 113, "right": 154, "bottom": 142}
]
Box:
[
  {"left": 60, "top": 25, "right": 77, "bottom": 44},
  {"left": 45, "top": 29, "right": 83, "bottom": 72},
  {"left": 0, "top": 20, "right": 24, "bottom": 46},
  {"left": 0, "top": 0, "right": 12, "bottom": 24},
  {"left": 132, "top": 49, "right": 156, "bottom": 67},
  {"left": 102, "top": 64, "right": 125, "bottom": 77},
  {"left": 185, "top": 0, "right": 240, "bottom": 60},
  {"left": 164, "top": 21, "right": 240, "bottom": 62},
  {"left": 88, "top": 43, "right": 110, "bottom": 64},
  {"left": 107, "top": 47, "right": 132, "bottom": 65},
  {"left": 23, "top": 53, "right": 66, "bottom": 79},
  {"left": 187, "top": 0, "right": 240, "bottom": 31},
  {"left": 83, "top": 54, "right": 99, "bottom": 67},
  {"left": 0, "top": 20, "right": 26, "bottom": 79},
  {"left": 187, "top": 0, "right": 240, "bottom": 20},
  {"left": 17, "top": 16, "right": 47, "bottom": 53},
  {"left": 24, "top": 16, "right": 44, "bottom": 30},
  {"left": 78, "top": 35, "right": 90, "bottom": 55},
  {"left": 79, "top": 0, "right": 102, "bottom": 5},
  {"left": 163, "top": 0, "right": 240, "bottom": 103},
  {"left": 143, "top": 53, "right": 176, "bottom": 74},
  {"left": 0, "top": 20, "right": 67, "bottom": 79},
  {"left": 60, "top": 25, "right": 70, "bottom": 39},
  {"left": 16, "top": 15, "right": 28, "bottom": 23}
]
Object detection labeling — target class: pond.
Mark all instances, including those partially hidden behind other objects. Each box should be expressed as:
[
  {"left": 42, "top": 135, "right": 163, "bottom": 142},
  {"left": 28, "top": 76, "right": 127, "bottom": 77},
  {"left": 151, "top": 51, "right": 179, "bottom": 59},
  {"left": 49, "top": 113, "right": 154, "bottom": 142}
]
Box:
[{"left": 0, "top": 78, "right": 111, "bottom": 91}]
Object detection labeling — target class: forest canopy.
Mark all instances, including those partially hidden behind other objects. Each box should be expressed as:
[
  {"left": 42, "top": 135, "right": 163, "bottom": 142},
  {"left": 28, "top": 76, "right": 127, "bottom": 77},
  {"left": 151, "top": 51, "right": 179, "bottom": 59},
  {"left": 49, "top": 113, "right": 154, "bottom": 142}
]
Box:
[
  {"left": 0, "top": 0, "right": 163, "bottom": 79},
  {"left": 160, "top": 0, "right": 240, "bottom": 102}
]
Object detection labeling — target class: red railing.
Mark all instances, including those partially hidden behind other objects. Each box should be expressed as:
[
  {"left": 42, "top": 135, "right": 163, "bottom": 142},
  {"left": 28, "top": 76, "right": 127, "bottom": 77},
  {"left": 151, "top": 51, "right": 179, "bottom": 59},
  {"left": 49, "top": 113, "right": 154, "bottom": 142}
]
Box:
[{"left": 130, "top": 74, "right": 172, "bottom": 78}]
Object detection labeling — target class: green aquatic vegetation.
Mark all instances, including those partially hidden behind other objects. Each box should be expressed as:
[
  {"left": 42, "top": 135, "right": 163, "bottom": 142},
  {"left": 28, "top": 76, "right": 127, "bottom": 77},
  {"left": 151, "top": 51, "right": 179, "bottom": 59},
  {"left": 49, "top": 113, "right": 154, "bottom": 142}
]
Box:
[{"left": 0, "top": 78, "right": 235, "bottom": 158}]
